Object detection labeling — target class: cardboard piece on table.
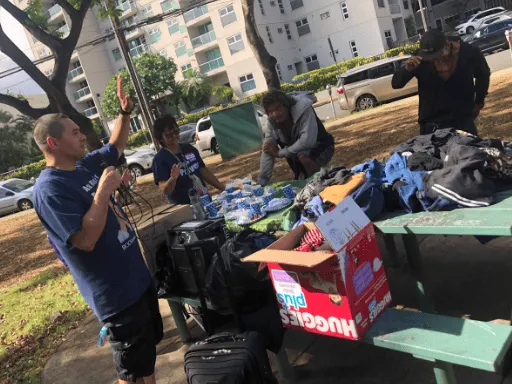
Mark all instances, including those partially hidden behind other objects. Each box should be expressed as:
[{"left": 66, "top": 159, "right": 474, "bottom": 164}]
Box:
[{"left": 319, "top": 173, "right": 365, "bottom": 204}]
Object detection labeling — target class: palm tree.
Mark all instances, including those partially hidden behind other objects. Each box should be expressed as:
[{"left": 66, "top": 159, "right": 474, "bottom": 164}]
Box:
[{"left": 181, "top": 70, "right": 213, "bottom": 111}]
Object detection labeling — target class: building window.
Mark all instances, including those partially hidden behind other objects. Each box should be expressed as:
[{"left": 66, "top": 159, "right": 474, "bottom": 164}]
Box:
[
  {"left": 181, "top": 63, "right": 192, "bottom": 72},
  {"left": 112, "top": 48, "right": 122, "bottom": 61},
  {"left": 258, "top": 0, "right": 265, "bottom": 15},
  {"left": 277, "top": 0, "right": 285, "bottom": 13},
  {"left": 435, "top": 19, "right": 443, "bottom": 31},
  {"left": 174, "top": 40, "right": 186, "bottom": 56},
  {"left": 305, "top": 54, "right": 320, "bottom": 71},
  {"left": 227, "top": 33, "right": 245, "bottom": 54},
  {"left": 403, "top": 0, "right": 409, "bottom": 9},
  {"left": 277, "top": 27, "right": 283, "bottom": 33},
  {"left": 130, "top": 117, "right": 142, "bottom": 133},
  {"left": 290, "top": 0, "right": 303, "bottom": 10},
  {"left": 377, "top": 0, "right": 385, "bottom": 8},
  {"left": 284, "top": 24, "right": 292, "bottom": 39},
  {"left": 384, "top": 30, "right": 393, "bottom": 48},
  {"left": 141, "top": 4, "right": 153, "bottom": 16},
  {"left": 167, "top": 18, "right": 179, "bottom": 34},
  {"left": 240, "top": 73, "right": 256, "bottom": 93},
  {"left": 270, "top": 0, "right": 276, "bottom": 5},
  {"left": 349, "top": 40, "right": 358, "bottom": 57},
  {"left": 159, "top": 49, "right": 168, "bottom": 58},
  {"left": 219, "top": 4, "right": 237, "bottom": 26},
  {"left": 265, "top": 26, "right": 273, "bottom": 43},
  {"left": 37, "top": 48, "right": 48, "bottom": 57},
  {"left": 287, "top": 64, "right": 293, "bottom": 70},
  {"left": 295, "top": 18, "right": 310, "bottom": 36},
  {"left": 148, "top": 28, "right": 162, "bottom": 43},
  {"left": 341, "top": 2, "right": 349, "bottom": 19},
  {"left": 320, "top": 11, "right": 330, "bottom": 20},
  {"left": 276, "top": 64, "right": 282, "bottom": 81},
  {"left": 160, "top": 0, "right": 178, "bottom": 12}
]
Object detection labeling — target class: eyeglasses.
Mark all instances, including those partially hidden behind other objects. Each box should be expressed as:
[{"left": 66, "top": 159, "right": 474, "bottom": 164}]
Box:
[{"left": 163, "top": 130, "right": 180, "bottom": 138}]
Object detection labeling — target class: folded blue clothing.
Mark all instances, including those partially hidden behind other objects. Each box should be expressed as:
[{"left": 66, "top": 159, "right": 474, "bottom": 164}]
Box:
[
  {"left": 304, "top": 195, "right": 324, "bottom": 218},
  {"left": 352, "top": 159, "right": 386, "bottom": 182}
]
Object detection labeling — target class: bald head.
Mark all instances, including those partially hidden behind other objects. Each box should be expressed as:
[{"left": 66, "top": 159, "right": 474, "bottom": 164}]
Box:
[{"left": 33, "top": 113, "right": 68, "bottom": 152}]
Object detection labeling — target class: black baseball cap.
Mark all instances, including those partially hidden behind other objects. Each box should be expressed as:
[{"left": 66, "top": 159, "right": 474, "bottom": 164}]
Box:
[{"left": 418, "top": 29, "right": 447, "bottom": 60}]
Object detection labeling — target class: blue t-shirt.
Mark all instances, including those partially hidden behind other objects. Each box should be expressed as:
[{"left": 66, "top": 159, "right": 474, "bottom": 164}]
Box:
[
  {"left": 152, "top": 144, "right": 206, "bottom": 205},
  {"left": 33, "top": 144, "right": 151, "bottom": 321}
]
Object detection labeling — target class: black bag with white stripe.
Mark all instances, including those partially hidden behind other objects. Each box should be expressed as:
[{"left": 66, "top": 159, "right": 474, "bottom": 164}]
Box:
[{"left": 184, "top": 331, "right": 278, "bottom": 384}]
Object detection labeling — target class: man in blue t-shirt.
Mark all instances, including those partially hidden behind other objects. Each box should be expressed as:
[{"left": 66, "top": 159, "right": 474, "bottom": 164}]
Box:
[
  {"left": 151, "top": 114, "right": 225, "bottom": 204},
  {"left": 33, "top": 76, "right": 162, "bottom": 384}
]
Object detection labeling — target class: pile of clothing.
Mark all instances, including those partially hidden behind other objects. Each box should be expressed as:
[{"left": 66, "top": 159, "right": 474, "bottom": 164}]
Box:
[{"left": 293, "top": 129, "right": 512, "bottom": 226}]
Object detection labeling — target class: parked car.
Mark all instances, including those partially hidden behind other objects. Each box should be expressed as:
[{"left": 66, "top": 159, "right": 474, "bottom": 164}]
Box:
[
  {"left": 455, "top": 7, "right": 505, "bottom": 35},
  {"left": 124, "top": 147, "right": 156, "bottom": 179},
  {"left": 179, "top": 123, "right": 197, "bottom": 144},
  {"left": 195, "top": 116, "right": 219, "bottom": 154},
  {"left": 286, "top": 91, "right": 318, "bottom": 104},
  {"left": 0, "top": 178, "right": 35, "bottom": 215},
  {"left": 336, "top": 56, "right": 418, "bottom": 112},
  {"left": 466, "top": 19, "right": 512, "bottom": 53}
]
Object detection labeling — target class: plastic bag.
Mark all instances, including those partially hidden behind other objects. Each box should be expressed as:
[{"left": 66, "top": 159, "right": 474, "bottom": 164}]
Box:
[{"left": 205, "top": 229, "right": 277, "bottom": 315}]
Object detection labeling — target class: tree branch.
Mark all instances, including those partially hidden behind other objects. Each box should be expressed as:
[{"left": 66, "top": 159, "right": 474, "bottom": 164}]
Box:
[
  {"left": 1, "top": 0, "right": 62, "bottom": 52},
  {"left": 53, "top": 0, "right": 79, "bottom": 18},
  {"left": 0, "top": 26, "right": 66, "bottom": 109},
  {"left": 79, "top": 0, "right": 93, "bottom": 18},
  {"left": 0, "top": 93, "right": 51, "bottom": 119}
]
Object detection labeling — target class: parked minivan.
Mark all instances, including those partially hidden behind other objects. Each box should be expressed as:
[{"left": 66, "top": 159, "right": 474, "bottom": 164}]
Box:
[{"left": 336, "top": 56, "right": 418, "bottom": 112}]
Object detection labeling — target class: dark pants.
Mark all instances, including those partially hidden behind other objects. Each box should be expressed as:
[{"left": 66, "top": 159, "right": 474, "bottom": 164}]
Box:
[{"left": 419, "top": 118, "right": 477, "bottom": 136}]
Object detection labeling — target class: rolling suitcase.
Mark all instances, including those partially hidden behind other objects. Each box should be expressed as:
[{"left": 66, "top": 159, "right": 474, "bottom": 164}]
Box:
[
  {"left": 184, "top": 331, "right": 279, "bottom": 384},
  {"left": 183, "top": 236, "right": 280, "bottom": 384}
]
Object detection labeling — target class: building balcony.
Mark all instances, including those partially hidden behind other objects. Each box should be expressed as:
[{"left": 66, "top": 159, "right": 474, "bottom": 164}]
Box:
[
  {"left": 83, "top": 106, "right": 99, "bottom": 118},
  {"left": 390, "top": 4, "right": 401, "bottom": 14},
  {"left": 73, "top": 86, "right": 92, "bottom": 102},
  {"left": 199, "top": 57, "right": 225, "bottom": 75},
  {"left": 124, "top": 27, "right": 144, "bottom": 41},
  {"left": 183, "top": 5, "right": 209, "bottom": 26},
  {"left": 67, "top": 66, "right": 85, "bottom": 82},
  {"left": 191, "top": 30, "right": 217, "bottom": 51},
  {"left": 130, "top": 44, "right": 148, "bottom": 57},
  {"left": 45, "top": 4, "right": 64, "bottom": 23},
  {"left": 56, "top": 24, "right": 70, "bottom": 37},
  {"left": 117, "top": 1, "right": 138, "bottom": 19}
]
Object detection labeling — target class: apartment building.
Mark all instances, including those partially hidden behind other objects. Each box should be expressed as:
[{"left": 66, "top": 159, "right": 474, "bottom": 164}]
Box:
[
  {"left": 22, "top": 0, "right": 414, "bottom": 129},
  {"left": 254, "top": 0, "right": 414, "bottom": 82}
]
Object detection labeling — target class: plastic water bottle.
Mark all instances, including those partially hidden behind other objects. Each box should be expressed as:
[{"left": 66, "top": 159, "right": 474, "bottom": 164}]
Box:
[{"left": 189, "top": 188, "right": 205, "bottom": 220}]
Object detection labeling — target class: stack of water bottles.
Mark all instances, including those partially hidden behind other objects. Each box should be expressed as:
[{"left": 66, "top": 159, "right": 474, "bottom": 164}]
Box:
[{"left": 200, "top": 175, "right": 298, "bottom": 226}]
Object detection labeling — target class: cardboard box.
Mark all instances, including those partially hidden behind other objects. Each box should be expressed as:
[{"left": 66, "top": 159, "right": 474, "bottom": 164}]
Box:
[{"left": 243, "top": 197, "right": 391, "bottom": 340}]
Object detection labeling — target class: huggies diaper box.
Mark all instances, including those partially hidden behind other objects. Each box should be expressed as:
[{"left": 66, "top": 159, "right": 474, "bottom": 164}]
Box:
[{"left": 243, "top": 197, "right": 391, "bottom": 340}]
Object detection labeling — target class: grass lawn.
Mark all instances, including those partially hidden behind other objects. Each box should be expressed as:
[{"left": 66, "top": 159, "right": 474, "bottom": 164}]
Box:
[{"left": 0, "top": 267, "right": 87, "bottom": 383}]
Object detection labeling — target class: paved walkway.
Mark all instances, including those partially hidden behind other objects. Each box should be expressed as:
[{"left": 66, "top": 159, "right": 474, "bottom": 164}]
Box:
[{"left": 43, "top": 235, "right": 512, "bottom": 384}]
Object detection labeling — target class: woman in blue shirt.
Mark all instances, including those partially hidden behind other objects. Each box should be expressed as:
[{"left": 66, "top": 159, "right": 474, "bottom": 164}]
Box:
[{"left": 152, "top": 115, "right": 225, "bottom": 204}]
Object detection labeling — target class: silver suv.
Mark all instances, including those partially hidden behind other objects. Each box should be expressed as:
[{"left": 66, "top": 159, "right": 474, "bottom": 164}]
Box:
[{"left": 336, "top": 56, "right": 418, "bottom": 112}]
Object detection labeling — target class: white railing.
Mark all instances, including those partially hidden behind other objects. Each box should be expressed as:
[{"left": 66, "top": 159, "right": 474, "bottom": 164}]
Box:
[
  {"left": 57, "top": 24, "right": 70, "bottom": 36},
  {"left": 183, "top": 5, "right": 208, "bottom": 23},
  {"left": 67, "top": 66, "right": 83, "bottom": 81},
  {"left": 74, "top": 86, "right": 91, "bottom": 101},
  {"left": 199, "top": 57, "right": 224, "bottom": 74},
  {"left": 390, "top": 4, "right": 401, "bottom": 14},
  {"left": 117, "top": 1, "right": 136, "bottom": 12},
  {"left": 130, "top": 44, "right": 147, "bottom": 57},
  {"left": 83, "top": 107, "right": 98, "bottom": 117},
  {"left": 191, "top": 31, "right": 216, "bottom": 48},
  {"left": 46, "top": 4, "right": 62, "bottom": 18}
]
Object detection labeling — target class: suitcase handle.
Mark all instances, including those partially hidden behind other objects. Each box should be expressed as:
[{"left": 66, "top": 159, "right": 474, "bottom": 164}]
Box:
[{"left": 202, "top": 332, "right": 245, "bottom": 344}]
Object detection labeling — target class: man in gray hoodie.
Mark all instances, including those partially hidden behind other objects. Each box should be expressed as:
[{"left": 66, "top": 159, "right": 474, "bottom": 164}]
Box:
[{"left": 258, "top": 90, "right": 335, "bottom": 186}]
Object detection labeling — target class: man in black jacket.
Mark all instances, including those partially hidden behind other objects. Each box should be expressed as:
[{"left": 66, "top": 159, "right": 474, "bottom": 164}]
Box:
[{"left": 392, "top": 29, "right": 490, "bottom": 135}]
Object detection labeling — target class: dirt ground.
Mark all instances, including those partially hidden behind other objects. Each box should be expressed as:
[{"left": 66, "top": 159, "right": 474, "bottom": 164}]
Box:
[{"left": 1, "top": 67, "right": 511, "bottom": 291}]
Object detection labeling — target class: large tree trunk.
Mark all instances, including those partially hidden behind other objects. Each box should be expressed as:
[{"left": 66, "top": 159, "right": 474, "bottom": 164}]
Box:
[
  {"left": 240, "top": 0, "right": 281, "bottom": 90},
  {"left": 0, "top": 0, "right": 102, "bottom": 150}
]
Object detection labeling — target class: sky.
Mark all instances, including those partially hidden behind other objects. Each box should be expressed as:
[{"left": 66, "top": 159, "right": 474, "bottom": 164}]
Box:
[{"left": 0, "top": 7, "right": 44, "bottom": 96}]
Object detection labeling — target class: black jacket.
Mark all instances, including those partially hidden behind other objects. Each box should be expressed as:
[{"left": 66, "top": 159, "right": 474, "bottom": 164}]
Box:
[{"left": 392, "top": 41, "right": 490, "bottom": 126}]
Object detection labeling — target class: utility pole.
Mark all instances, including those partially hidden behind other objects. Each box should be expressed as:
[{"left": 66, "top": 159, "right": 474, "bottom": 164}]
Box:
[
  {"left": 106, "top": 2, "right": 157, "bottom": 147},
  {"left": 417, "top": 0, "right": 429, "bottom": 32}
]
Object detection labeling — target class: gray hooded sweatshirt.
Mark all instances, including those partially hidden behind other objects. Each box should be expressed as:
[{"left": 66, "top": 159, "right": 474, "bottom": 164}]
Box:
[{"left": 258, "top": 97, "right": 332, "bottom": 185}]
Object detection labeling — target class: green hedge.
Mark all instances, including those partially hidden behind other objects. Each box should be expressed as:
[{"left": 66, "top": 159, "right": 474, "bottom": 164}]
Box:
[
  {"left": 127, "top": 130, "right": 152, "bottom": 149},
  {"left": 282, "top": 43, "right": 419, "bottom": 93},
  {"left": 0, "top": 160, "right": 46, "bottom": 181}
]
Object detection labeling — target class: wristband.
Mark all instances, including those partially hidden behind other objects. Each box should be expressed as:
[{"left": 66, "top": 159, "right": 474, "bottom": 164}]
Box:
[{"left": 119, "top": 108, "right": 133, "bottom": 115}]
